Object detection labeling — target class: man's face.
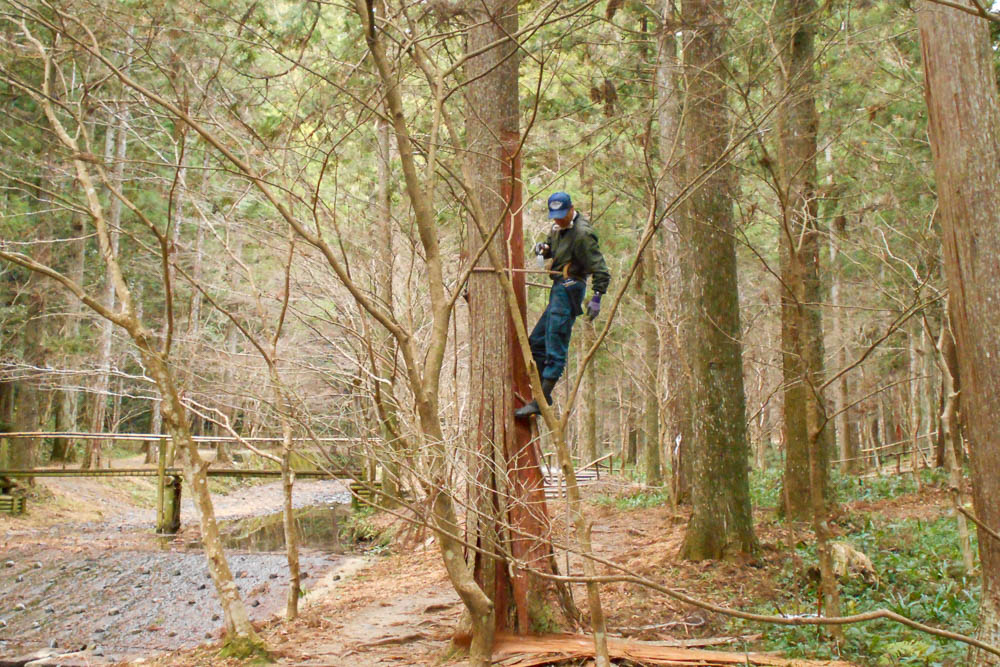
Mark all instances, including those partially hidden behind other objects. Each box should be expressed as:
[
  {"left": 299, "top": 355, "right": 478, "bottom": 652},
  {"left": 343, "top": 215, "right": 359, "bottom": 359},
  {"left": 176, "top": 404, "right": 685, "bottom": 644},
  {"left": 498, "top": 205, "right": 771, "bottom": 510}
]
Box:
[{"left": 553, "top": 206, "right": 574, "bottom": 229}]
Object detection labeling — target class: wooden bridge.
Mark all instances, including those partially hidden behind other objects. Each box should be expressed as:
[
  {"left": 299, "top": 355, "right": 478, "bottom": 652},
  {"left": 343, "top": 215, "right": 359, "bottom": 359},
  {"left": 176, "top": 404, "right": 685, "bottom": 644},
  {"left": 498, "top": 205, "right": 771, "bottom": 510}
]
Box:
[{"left": 1, "top": 432, "right": 622, "bottom": 531}]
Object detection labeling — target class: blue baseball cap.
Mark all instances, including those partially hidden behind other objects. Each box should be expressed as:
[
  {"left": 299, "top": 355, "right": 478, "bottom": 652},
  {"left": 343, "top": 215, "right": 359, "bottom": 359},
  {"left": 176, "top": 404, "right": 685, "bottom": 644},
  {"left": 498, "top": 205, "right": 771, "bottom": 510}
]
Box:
[{"left": 547, "top": 192, "right": 573, "bottom": 219}]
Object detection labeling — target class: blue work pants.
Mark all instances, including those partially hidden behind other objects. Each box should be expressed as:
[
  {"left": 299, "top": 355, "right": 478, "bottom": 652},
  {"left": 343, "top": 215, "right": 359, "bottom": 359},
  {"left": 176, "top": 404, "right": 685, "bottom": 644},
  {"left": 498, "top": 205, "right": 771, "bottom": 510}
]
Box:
[{"left": 528, "top": 279, "right": 586, "bottom": 381}]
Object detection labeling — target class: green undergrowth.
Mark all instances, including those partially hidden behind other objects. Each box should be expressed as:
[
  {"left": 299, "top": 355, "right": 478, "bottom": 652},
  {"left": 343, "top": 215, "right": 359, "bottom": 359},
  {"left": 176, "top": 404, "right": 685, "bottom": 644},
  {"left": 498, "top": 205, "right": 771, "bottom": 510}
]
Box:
[
  {"left": 593, "top": 487, "right": 671, "bottom": 510},
  {"left": 732, "top": 513, "right": 979, "bottom": 665},
  {"left": 217, "top": 634, "right": 272, "bottom": 663},
  {"left": 339, "top": 505, "right": 393, "bottom": 553},
  {"left": 106, "top": 476, "right": 158, "bottom": 508},
  {"left": 750, "top": 465, "right": 952, "bottom": 509}
]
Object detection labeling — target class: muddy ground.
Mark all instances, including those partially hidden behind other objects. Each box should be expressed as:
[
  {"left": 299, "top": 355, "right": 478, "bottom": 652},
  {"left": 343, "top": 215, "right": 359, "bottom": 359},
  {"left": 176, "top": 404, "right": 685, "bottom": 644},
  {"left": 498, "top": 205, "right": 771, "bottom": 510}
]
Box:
[{"left": 1, "top": 474, "right": 355, "bottom": 664}]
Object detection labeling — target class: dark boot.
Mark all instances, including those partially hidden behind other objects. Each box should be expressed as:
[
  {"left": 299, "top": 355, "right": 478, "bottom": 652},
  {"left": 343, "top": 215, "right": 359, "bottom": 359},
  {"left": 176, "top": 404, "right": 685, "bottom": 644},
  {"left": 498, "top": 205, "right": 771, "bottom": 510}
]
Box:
[{"left": 514, "top": 378, "right": 557, "bottom": 419}]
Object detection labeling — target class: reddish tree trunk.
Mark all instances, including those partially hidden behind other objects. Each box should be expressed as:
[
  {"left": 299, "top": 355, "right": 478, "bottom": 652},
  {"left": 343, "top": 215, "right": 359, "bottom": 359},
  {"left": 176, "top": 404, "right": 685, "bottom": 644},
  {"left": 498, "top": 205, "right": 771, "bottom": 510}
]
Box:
[{"left": 919, "top": 4, "right": 1000, "bottom": 659}]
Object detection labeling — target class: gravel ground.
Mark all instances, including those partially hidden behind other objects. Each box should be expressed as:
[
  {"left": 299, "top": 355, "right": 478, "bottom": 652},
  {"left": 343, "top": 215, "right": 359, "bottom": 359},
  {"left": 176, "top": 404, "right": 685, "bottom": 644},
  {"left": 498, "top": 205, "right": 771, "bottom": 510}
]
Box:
[{"left": 0, "top": 478, "right": 353, "bottom": 664}]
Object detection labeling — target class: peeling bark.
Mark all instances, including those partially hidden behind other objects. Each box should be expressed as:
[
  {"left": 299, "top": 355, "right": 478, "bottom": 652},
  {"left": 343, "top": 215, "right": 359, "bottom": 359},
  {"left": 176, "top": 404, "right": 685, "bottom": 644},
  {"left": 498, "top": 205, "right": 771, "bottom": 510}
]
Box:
[{"left": 918, "top": 4, "right": 1000, "bottom": 661}]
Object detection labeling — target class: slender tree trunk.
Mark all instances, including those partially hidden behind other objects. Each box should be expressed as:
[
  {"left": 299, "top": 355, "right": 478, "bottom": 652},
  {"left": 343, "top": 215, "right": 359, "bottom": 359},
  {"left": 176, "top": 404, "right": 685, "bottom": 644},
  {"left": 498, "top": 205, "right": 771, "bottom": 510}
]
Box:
[
  {"left": 580, "top": 321, "right": 598, "bottom": 463},
  {"left": 14, "top": 50, "right": 263, "bottom": 645},
  {"left": 11, "top": 296, "right": 45, "bottom": 471},
  {"left": 0, "top": 382, "right": 14, "bottom": 468},
  {"left": 679, "top": 0, "right": 757, "bottom": 560},
  {"left": 86, "top": 109, "right": 127, "bottom": 469},
  {"left": 274, "top": 374, "right": 301, "bottom": 621},
  {"left": 371, "top": 112, "right": 405, "bottom": 504},
  {"left": 918, "top": 5, "right": 1000, "bottom": 659},
  {"left": 640, "top": 258, "right": 661, "bottom": 485},
  {"left": 933, "top": 305, "right": 975, "bottom": 573}
]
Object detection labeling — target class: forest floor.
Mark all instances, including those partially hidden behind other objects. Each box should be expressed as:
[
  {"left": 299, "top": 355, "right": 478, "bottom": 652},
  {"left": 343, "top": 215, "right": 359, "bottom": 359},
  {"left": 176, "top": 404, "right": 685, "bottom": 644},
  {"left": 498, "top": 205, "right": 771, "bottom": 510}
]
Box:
[{"left": 2, "top": 465, "right": 976, "bottom": 666}]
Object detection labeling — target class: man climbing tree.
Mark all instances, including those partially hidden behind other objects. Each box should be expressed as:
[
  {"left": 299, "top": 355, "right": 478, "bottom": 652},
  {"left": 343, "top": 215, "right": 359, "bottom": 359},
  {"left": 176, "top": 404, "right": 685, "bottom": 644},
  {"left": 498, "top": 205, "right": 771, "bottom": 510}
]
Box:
[{"left": 515, "top": 192, "right": 611, "bottom": 418}]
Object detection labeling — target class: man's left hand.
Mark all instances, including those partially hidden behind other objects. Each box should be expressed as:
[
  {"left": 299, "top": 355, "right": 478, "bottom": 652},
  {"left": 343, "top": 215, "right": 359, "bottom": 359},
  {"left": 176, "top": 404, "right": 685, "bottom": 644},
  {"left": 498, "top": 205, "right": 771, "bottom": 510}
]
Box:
[{"left": 586, "top": 293, "right": 602, "bottom": 321}]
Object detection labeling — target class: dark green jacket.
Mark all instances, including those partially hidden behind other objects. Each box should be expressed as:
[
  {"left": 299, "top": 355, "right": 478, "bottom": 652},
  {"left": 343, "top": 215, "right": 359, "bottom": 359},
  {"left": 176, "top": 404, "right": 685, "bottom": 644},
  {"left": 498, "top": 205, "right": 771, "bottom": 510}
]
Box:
[{"left": 542, "top": 212, "right": 611, "bottom": 294}]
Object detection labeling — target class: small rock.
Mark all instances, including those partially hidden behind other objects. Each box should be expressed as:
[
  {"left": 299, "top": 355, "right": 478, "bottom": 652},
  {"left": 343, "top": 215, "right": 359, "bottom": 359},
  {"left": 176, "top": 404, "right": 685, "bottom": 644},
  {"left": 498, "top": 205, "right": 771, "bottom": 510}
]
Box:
[
  {"left": 94, "top": 628, "right": 106, "bottom": 634},
  {"left": 108, "top": 608, "right": 120, "bottom": 616},
  {"left": 139, "top": 567, "right": 151, "bottom": 575},
  {"left": 14, "top": 603, "right": 26, "bottom": 612},
  {"left": 59, "top": 564, "right": 68, "bottom": 571},
  {"left": 32, "top": 561, "right": 42, "bottom": 569},
  {"left": 251, "top": 600, "right": 260, "bottom": 608},
  {"left": 268, "top": 573, "right": 279, "bottom": 580},
  {"left": 48, "top": 639, "right": 58, "bottom": 648},
  {"left": 332, "top": 574, "right": 341, "bottom": 581},
  {"left": 212, "top": 614, "right": 220, "bottom": 621},
  {"left": 172, "top": 570, "right": 181, "bottom": 577},
  {"left": 237, "top": 570, "right": 247, "bottom": 579},
  {"left": 44, "top": 606, "right": 54, "bottom": 614},
  {"left": 197, "top": 583, "right": 206, "bottom": 590},
  {"left": 0, "top": 619, "right": 6, "bottom": 627},
  {"left": 15, "top": 575, "right": 23, "bottom": 583},
  {"left": 32, "top": 621, "right": 40, "bottom": 628},
  {"left": 301, "top": 571, "right": 309, "bottom": 579},
  {"left": 3, "top": 560, "right": 14, "bottom": 568},
  {"left": 188, "top": 600, "right": 196, "bottom": 606},
  {"left": 204, "top": 632, "right": 212, "bottom": 639},
  {"left": 93, "top": 646, "right": 104, "bottom": 656},
  {"left": 167, "top": 631, "right": 177, "bottom": 638}
]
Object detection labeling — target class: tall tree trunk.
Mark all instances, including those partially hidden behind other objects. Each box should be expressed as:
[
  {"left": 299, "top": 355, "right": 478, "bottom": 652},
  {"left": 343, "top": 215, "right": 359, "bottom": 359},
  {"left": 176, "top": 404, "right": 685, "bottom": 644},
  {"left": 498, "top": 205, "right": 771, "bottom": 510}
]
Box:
[
  {"left": 829, "top": 213, "right": 860, "bottom": 473},
  {"left": 465, "top": 0, "right": 576, "bottom": 661},
  {"left": 51, "top": 213, "right": 87, "bottom": 463},
  {"left": 464, "top": 0, "right": 560, "bottom": 645},
  {"left": 678, "top": 0, "right": 756, "bottom": 559},
  {"left": 85, "top": 109, "right": 127, "bottom": 469},
  {"left": 775, "top": 0, "right": 829, "bottom": 521},
  {"left": 655, "top": 0, "right": 692, "bottom": 503},
  {"left": 918, "top": 5, "right": 1000, "bottom": 660}
]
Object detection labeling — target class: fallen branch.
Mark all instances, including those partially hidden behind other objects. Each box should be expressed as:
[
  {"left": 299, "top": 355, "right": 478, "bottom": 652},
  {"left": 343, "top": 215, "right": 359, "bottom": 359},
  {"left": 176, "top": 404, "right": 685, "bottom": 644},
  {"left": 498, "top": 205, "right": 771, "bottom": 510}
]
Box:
[
  {"left": 957, "top": 504, "right": 1000, "bottom": 545},
  {"left": 491, "top": 632, "right": 850, "bottom": 666},
  {"left": 530, "top": 570, "right": 1000, "bottom": 658}
]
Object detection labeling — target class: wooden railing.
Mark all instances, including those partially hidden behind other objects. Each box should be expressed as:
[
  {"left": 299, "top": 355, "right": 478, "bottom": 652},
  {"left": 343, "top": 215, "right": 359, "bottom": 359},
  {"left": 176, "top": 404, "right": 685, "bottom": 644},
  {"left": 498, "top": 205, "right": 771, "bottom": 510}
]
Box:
[
  {"left": 830, "top": 430, "right": 939, "bottom": 473},
  {"left": 542, "top": 450, "right": 618, "bottom": 479}
]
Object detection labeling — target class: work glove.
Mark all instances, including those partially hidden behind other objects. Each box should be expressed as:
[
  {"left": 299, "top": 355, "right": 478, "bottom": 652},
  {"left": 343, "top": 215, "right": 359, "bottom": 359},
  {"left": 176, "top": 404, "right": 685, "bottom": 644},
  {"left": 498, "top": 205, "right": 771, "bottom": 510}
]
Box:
[
  {"left": 533, "top": 242, "right": 551, "bottom": 257},
  {"left": 586, "top": 293, "right": 602, "bottom": 321}
]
